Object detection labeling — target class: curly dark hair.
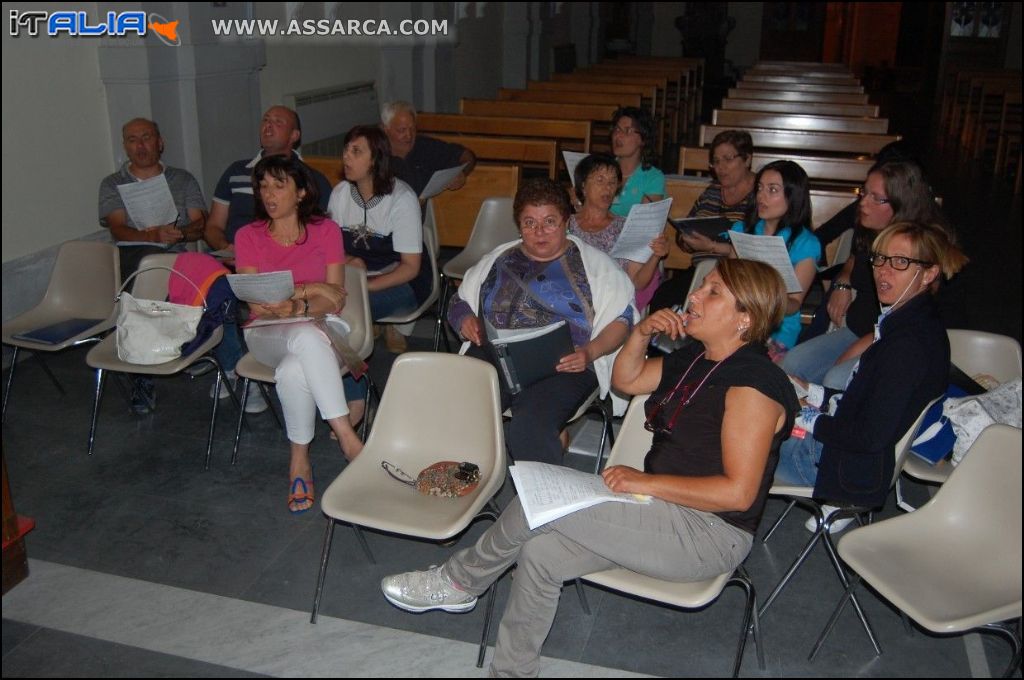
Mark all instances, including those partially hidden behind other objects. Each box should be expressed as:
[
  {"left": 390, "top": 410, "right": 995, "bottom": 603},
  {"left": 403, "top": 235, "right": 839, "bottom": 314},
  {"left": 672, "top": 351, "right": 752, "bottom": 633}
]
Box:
[
  {"left": 611, "top": 106, "right": 658, "bottom": 169},
  {"left": 513, "top": 178, "right": 572, "bottom": 226},
  {"left": 252, "top": 154, "right": 326, "bottom": 236}
]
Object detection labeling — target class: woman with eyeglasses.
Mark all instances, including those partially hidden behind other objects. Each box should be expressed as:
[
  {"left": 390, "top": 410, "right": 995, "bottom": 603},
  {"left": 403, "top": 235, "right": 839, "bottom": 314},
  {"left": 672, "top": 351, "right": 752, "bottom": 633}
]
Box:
[
  {"left": 783, "top": 160, "right": 954, "bottom": 389},
  {"left": 447, "top": 178, "right": 636, "bottom": 465},
  {"left": 776, "top": 222, "right": 968, "bottom": 523},
  {"left": 649, "top": 130, "right": 756, "bottom": 313},
  {"left": 381, "top": 259, "right": 797, "bottom": 678},
  {"left": 609, "top": 106, "right": 665, "bottom": 217},
  {"left": 569, "top": 154, "right": 669, "bottom": 309}
]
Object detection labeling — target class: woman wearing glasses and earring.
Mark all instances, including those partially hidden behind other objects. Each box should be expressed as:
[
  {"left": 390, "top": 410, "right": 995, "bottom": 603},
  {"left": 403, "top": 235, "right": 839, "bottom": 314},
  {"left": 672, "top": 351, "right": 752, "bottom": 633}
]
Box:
[
  {"left": 448, "top": 178, "right": 636, "bottom": 466},
  {"left": 776, "top": 222, "right": 967, "bottom": 528},
  {"left": 380, "top": 259, "right": 797, "bottom": 677},
  {"left": 783, "top": 160, "right": 956, "bottom": 390}
]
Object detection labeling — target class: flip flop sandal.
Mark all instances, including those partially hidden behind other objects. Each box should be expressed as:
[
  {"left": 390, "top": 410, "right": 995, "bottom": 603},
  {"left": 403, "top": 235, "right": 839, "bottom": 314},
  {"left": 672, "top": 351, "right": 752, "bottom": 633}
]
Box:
[{"left": 288, "top": 476, "right": 315, "bottom": 515}]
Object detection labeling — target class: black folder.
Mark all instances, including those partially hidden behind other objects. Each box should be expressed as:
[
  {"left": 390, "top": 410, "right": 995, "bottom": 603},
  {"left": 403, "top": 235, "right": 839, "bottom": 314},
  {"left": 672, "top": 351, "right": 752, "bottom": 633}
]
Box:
[
  {"left": 668, "top": 216, "right": 733, "bottom": 241},
  {"left": 11, "top": 318, "right": 104, "bottom": 345},
  {"left": 488, "top": 321, "right": 576, "bottom": 394}
]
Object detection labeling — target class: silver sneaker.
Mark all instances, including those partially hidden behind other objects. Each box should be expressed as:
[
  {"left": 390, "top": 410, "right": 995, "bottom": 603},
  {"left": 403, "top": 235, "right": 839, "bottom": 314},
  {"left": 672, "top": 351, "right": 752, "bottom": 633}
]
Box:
[
  {"left": 381, "top": 565, "right": 477, "bottom": 613},
  {"left": 804, "top": 504, "right": 856, "bottom": 534},
  {"left": 243, "top": 381, "right": 269, "bottom": 414}
]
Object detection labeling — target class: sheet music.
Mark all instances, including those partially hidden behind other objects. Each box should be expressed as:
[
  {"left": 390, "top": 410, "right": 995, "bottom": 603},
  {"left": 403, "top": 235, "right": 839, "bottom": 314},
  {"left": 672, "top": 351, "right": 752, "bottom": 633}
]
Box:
[
  {"left": 510, "top": 461, "right": 651, "bottom": 530},
  {"left": 727, "top": 231, "right": 804, "bottom": 293},
  {"left": 609, "top": 197, "right": 673, "bottom": 262},
  {"left": 563, "top": 151, "right": 588, "bottom": 187},
  {"left": 226, "top": 271, "right": 294, "bottom": 304},
  {"left": 116, "top": 173, "right": 178, "bottom": 230},
  {"left": 419, "top": 163, "right": 468, "bottom": 200}
]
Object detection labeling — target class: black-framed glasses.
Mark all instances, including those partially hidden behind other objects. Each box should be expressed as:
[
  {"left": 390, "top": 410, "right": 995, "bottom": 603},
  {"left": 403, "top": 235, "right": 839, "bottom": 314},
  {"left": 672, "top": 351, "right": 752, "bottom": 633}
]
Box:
[
  {"left": 856, "top": 186, "right": 890, "bottom": 205},
  {"left": 869, "top": 253, "right": 933, "bottom": 270}
]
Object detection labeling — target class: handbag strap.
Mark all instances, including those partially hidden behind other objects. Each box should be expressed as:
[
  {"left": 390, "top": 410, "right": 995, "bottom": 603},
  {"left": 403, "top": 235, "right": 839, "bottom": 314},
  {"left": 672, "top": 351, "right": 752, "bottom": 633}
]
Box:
[{"left": 116, "top": 266, "right": 208, "bottom": 311}]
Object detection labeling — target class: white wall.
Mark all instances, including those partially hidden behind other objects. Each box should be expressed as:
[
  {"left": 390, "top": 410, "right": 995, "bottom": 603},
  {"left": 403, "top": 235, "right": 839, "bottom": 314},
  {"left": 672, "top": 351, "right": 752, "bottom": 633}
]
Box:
[
  {"left": 2, "top": 2, "right": 112, "bottom": 263},
  {"left": 454, "top": 2, "right": 506, "bottom": 100}
]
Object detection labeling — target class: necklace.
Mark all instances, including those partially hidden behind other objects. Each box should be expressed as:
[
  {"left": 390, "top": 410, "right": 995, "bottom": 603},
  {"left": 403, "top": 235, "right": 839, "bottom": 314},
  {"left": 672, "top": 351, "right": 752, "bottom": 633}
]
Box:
[{"left": 269, "top": 221, "right": 301, "bottom": 246}]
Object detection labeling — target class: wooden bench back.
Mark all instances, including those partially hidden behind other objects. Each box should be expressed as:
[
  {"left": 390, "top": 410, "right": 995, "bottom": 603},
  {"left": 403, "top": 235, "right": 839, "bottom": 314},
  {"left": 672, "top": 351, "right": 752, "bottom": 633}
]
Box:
[
  {"left": 526, "top": 80, "right": 658, "bottom": 116},
  {"left": 700, "top": 125, "right": 898, "bottom": 155},
  {"left": 721, "top": 97, "right": 879, "bottom": 118},
  {"left": 431, "top": 165, "right": 521, "bottom": 247},
  {"left": 713, "top": 109, "right": 890, "bottom": 135},
  {"left": 460, "top": 98, "right": 618, "bottom": 124},
  {"left": 431, "top": 134, "right": 559, "bottom": 179},
  {"left": 417, "top": 112, "right": 592, "bottom": 152},
  {"left": 743, "top": 73, "right": 860, "bottom": 86},
  {"left": 728, "top": 88, "right": 869, "bottom": 105},
  {"left": 677, "top": 146, "right": 874, "bottom": 184},
  {"left": 304, "top": 155, "right": 343, "bottom": 187},
  {"left": 737, "top": 80, "right": 865, "bottom": 94},
  {"left": 497, "top": 88, "right": 642, "bottom": 109}
]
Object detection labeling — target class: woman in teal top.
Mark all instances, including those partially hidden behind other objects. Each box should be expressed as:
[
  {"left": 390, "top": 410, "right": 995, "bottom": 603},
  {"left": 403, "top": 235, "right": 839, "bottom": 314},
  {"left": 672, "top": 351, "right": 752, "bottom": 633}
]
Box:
[
  {"left": 684, "top": 160, "right": 819, "bottom": 356},
  {"left": 609, "top": 107, "right": 665, "bottom": 217}
]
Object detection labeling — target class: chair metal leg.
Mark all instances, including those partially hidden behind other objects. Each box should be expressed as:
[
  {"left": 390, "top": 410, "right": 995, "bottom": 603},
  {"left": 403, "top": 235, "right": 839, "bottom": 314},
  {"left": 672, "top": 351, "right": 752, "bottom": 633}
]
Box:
[
  {"left": 231, "top": 377, "right": 251, "bottom": 466},
  {"left": 477, "top": 584, "right": 498, "bottom": 668},
  {"left": 809, "top": 574, "right": 863, "bottom": 660},
  {"left": 759, "top": 527, "right": 821, "bottom": 617},
  {"left": 821, "top": 517, "right": 881, "bottom": 655},
  {"left": 981, "top": 620, "right": 1022, "bottom": 678},
  {"left": 86, "top": 368, "right": 106, "bottom": 456},
  {"left": 259, "top": 383, "right": 283, "bottom": 429},
  {"left": 433, "top": 275, "right": 449, "bottom": 352},
  {"left": 2, "top": 345, "right": 18, "bottom": 423},
  {"left": 574, "top": 578, "right": 592, "bottom": 615},
  {"left": 761, "top": 499, "right": 797, "bottom": 543},
  {"left": 353, "top": 524, "right": 375, "bottom": 563},
  {"left": 204, "top": 360, "right": 228, "bottom": 470},
  {"left": 591, "top": 401, "right": 615, "bottom": 475},
  {"left": 34, "top": 352, "right": 65, "bottom": 395},
  {"left": 729, "top": 571, "right": 758, "bottom": 677},
  {"left": 310, "top": 518, "right": 337, "bottom": 624}
]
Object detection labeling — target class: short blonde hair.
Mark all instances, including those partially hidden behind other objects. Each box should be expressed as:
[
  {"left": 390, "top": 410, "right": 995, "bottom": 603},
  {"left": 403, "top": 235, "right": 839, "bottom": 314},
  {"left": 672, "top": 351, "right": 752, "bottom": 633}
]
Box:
[
  {"left": 873, "top": 221, "right": 968, "bottom": 281},
  {"left": 715, "top": 259, "right": 787, "bottom": 344}
]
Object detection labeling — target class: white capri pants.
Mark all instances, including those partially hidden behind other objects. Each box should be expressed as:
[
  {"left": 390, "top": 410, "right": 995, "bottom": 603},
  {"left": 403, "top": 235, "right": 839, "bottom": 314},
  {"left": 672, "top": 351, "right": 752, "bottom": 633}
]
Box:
[{"left": 244, "top": 320, "right": 350, "bottom": 444}]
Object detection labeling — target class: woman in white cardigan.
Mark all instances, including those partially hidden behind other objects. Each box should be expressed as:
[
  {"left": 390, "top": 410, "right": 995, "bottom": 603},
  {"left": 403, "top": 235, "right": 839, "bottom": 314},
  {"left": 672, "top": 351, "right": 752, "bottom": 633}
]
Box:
[{"left": 447, "top": 178, "right": 636, "bottom": 465}]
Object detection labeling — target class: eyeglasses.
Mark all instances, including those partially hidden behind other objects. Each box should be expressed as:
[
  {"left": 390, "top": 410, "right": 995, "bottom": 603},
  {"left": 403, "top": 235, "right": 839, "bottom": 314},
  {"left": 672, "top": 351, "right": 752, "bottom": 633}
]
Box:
[
  {"left": 520, "top": 216, "right": 563, "bottom": 233},
  {"left": 612, "top": 125, "right": 640, "bottom": 136},
  {"left": 643, "top": 383, "right": 698, "bottom": 434},
  {"left": 870, "top": 253, "right": 933, "bottom": 270},
  {"left": 856, "top": 186, "right": 890, "bottom": 205},
  {"left": 709, "top": 153, "right": 741, "bottom": 166}
]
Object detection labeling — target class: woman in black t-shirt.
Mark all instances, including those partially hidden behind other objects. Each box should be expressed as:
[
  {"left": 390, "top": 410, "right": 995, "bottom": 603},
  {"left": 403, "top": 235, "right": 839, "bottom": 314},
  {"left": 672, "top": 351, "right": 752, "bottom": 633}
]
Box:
[{"left": 379, "top": 259, "right": 798, "bottom": 677}]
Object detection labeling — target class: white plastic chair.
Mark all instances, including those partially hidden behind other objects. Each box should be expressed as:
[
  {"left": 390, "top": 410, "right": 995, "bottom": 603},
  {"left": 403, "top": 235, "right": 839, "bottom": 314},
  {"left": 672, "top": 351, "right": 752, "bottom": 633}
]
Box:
[
  {"left": 492, "top": 396, "right": 765, "bottom": 677},
  {"left": 433, "top": 197, "right": 519, "bottom": 352},
  {"left": 377, "top": 201, "right": 441, "bottom": 348},
  {"left": 84, "top": 254, "right": 237, "bottom": 470},
  {"left": 757, "top": 397, "right": 940, "bottom": 654},
  {"left": 810, "top": 424, "right": 1022, "bottom": 675},
  {"left": 231, "top": 267, "right": 377, "bottom": 463},
  {"left": 310, "top": 353, "right": 506, "bottom": 666},
  {"left": 897, "top": 330, "right": 1022, "bottom": 511},
  {"left": 2, "top": 241, "right": 120, "bottom": 422}
]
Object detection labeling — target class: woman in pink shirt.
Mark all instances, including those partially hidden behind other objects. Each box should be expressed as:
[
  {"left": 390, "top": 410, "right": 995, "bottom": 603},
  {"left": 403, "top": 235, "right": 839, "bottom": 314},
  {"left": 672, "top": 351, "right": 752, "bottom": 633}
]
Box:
[{"left": 235, "top": 155, "right": 363, "bottom": 514}]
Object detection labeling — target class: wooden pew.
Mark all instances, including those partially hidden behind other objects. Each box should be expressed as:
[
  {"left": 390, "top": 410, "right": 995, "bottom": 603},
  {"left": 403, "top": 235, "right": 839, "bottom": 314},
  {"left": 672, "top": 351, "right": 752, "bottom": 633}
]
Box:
[
  {"left": 721, "top": 97, "right": 879, "bottom": 118},
  {"left": 736, "top": 80, "right": 865, "bottom": 94},
  {"left": 304, "top": 155, "right": 343, "bottom": 187},
  {"left": 712, "top": 109, "right": 890, "bottom": 135},
  {"left": 497, "top": 88, "right": 642, "bottom": 109},
  {"left": 677, "top": 146, "right": 874, "bottom": 185},
  {"left": 417, "top": 112, "right": 592, "bottom": 153},
  {"left": 994, "top": 91, "right": 1022, "bottom": 174},
  {"left": 459, "top": 99, "right": 618, "bottom": 154},
  {"left": 526, "top": 80, "right": 658, "bottom": 117},
  {"left": 700, "top": 125, "right": 899, "bottom": 155},
  {"left": 661, "top": 176, "right": 855, "bottom": 269},
  {"left": 959, "top": 75, "right": 1021, "bottom": 157},
  {"left": 608, "top": 56, "right": 705, "bottom": 116},
  {"left": 431, "top": 134, "right": 559, "bottom": 179},
  {"left": 550, "top": 73, "right": 674, "bottom": 146},
  {"left": 752, "top": 61, "right": 851, "bottom": 73},
  {"left": 728, "top": 88, "right": 869, "bottom": 105},
  {"left": 743, "top": 74, "right": 860, "bottom": 86},
  {"left": 431, "top": 165, "right": 521, "bottom": 247},
  {"left": 585, "top": 63, "right": 690, "bottom": 136}
]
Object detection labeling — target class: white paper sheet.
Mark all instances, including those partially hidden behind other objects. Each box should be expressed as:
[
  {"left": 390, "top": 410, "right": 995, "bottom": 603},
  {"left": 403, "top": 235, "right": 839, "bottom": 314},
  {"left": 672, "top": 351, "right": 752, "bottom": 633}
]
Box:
[
  {"left": 727, "top": 230, "right": 803, "bottom": 293},
  {"left": 510, "top": 461, "right": 651, "bottom": 530},
  {"left": 609, "top": 197, "right": 673, "bottom": 262},
  {"left": 563, "top": 151, "right": 588, "bottom": 187},
  {"left": 418, "top": 163, "right": 469, "bottom": 200},
  {"left": 116, "top": 174, "right": 178, "bottom": 230},
  {"left": 226, "top": 271, "right": 294, "bottom": 304}
]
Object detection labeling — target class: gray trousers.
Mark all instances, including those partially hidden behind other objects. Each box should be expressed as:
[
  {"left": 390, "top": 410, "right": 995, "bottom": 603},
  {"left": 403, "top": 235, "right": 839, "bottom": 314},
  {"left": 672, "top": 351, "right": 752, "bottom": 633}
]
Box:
[{"left": 443, "top": 496, "right": 753, "bottom": 677}]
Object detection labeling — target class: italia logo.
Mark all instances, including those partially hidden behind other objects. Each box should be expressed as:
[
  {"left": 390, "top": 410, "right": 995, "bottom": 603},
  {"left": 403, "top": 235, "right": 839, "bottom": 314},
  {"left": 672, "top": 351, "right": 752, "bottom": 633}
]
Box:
[{"left": 8, "top": 10, "right": 181, "bottom": 46}]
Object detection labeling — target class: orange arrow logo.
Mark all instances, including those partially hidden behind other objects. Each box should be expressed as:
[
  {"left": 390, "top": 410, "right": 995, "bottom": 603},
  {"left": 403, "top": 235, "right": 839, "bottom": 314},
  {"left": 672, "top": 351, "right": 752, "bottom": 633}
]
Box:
[{"left": 148, "top": 19, "right": 178, "bottom": 43}]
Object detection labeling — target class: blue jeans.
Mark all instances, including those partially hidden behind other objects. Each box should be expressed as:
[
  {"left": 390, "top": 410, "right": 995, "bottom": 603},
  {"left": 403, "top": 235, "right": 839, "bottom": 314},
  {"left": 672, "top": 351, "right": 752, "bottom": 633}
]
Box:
[
  {"left": 214, "top": 320, "right": 244, "bottom": 373},
  {"left": 369, "top": 283, "right": 418, "bottom": 320},
  {"left": 782, "top": 326, "right": 859, "bottom": 390},
  {"left": 775, "top": 432, "right": 825, "bottom": 486}
]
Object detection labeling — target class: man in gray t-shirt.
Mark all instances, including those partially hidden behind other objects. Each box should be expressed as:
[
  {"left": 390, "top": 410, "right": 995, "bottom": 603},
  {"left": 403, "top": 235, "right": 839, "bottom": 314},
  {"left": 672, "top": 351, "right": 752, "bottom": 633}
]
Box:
[{"left": 98, "top": 117, "right": 207, "bottom": 279}]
